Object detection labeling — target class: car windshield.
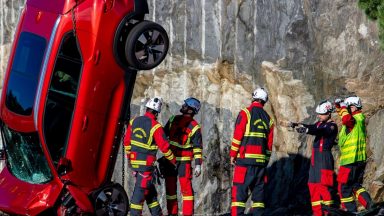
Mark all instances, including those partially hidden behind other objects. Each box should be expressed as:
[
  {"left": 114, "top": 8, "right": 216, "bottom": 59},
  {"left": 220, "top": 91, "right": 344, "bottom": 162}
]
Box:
[
  {"left": 0, "top": 123, "right": 52, "bottom": 184},
  {"left": 5, "top": 32, "right": 46, "bottom": 116}
]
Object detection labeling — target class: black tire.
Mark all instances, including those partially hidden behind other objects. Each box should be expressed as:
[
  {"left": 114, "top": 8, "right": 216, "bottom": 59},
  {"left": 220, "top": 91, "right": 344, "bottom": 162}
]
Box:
[
  {"left": 93, "top": 183, "right": 129, "bottom": 216},
  {"left": 125, "top": 20, "right": 169, "bottom": 70}
]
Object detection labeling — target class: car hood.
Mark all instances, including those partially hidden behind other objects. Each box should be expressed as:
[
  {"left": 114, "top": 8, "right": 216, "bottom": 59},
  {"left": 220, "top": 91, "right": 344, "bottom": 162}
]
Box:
[
  {"left": 27, "top": 0, "right": 86, "bottom": 14},
  {"left": 0, "top": 167, "right": 63, "bottom": 215}
]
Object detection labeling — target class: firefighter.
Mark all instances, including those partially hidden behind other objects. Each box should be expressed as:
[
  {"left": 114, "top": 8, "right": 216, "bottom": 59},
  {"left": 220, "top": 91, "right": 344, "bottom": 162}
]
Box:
[
  {"left": 163, "top": 97, "right": 203, "bottom": 216},
  {"left": 334, "top": 96, "right": 372, "bottom": 212},
  {"left": 230, "top": 88, "right": 274, "bottom": 216},
  {"left": 124, "top": 97, "right": 176, "bottom": 216},
  {"left": 293, "top": 101, "right": 339, "bottom": 216}
]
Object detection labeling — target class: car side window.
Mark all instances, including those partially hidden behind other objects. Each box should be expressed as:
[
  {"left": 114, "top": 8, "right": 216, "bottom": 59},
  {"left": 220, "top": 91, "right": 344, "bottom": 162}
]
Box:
[{"left": 43, "top": 32, "right": 82, "bottom": 166}]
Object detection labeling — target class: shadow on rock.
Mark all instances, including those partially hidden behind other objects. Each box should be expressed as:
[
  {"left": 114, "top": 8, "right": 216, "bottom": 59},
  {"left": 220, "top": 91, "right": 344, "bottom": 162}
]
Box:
[{"left": 265, "top": 153, "right": 312, "bottom": 216}]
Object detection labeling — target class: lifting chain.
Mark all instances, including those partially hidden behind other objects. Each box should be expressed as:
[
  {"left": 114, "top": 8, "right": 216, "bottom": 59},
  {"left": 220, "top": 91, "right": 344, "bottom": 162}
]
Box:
[
  {"left": 71, "top": 0, "right": 78, "bottom": 38},
  {"left": 121, "top": 123, "right": 127, "bottom": 187}
]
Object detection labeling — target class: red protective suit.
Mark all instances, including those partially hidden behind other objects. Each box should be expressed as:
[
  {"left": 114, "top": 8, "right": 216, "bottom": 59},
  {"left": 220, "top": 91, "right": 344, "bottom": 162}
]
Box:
[
  {"left": 304, "top": 121, "right": 339, "bottom": 216},
  {"left": 124, "top": 111, "right": 176, "bottom": 216},
  {"left": 230, "top": 101, "right": 274, "bottom": 216},
  {"left": 163, "top": 115, "right": 203, "bottom": 216}
]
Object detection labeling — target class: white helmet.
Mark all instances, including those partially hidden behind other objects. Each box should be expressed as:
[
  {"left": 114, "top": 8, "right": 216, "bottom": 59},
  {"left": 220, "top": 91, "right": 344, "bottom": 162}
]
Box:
[
  {"left": 252, "top": 88, "right": 268, "bottom": 103},
  {"left": 344, "top": 96, "right": 362, "bottom": 108},
  {"left": 315, "top": 100, "right": 334, "bottom": 114},
  {"left": 145, "top": 97, "right": 163, "bottom": 113}
]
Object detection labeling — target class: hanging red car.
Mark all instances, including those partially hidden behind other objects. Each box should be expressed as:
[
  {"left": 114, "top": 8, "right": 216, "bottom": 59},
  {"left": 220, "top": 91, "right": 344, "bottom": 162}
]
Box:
[{"left": 0, "top": 0, "right": 169, "bottom": 215}]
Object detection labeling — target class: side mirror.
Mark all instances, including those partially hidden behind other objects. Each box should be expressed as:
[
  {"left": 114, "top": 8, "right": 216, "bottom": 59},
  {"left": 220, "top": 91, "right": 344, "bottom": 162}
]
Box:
[{"left": 0, "top": 149, "right": 5, "bottom": 160}]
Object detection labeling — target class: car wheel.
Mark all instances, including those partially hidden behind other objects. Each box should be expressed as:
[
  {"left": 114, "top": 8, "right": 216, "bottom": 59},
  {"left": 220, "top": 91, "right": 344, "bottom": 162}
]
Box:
[
  {"left": 125, "top": 20, "right": 169, "bottom": 70},
  {"left": 93, "top": 183, "right": 129, "bottom": 216}
]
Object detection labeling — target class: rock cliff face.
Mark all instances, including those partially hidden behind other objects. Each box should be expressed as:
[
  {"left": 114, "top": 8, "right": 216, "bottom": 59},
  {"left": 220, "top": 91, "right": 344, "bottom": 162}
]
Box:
[{"left": 1, "top": 0, "right": 384, "bottom": 215}]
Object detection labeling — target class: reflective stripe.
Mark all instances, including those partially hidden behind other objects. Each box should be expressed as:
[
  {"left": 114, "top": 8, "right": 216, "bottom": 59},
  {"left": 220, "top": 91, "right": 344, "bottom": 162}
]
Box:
[
  {"left": 269, "top": 119, "right": 274, "bottom": 128},
  {"left": 355, "top": 188, "right": 366, "bottom": 198},
  {"left": 164, "top": 149, "right": 173, "bottom": 157},
  {"left": 232, "top": 138, "right": 241, "bottom": 145},
  {"left": 166, "top": 195, "right": 177, "bottom": 200},
  {"left": 147, "top": 123, "right": 161, "bottom": 146},
  {"left": 170, "top": 141, "right": 192, "bottom": 149},
  {"left": 183, "top": 124, "right": 201, "bottom": 147},
  {"left": 340, "top": 108, "right": 349, "bottom": 117},
  {"left": 133, "top": 128, "right": 147, "bottom": 139},
  {"left": 231, "top": 202, "right": 246, "bottom": 207},
  {"left": 237, "top": 153, "right": 267, "bottom": 162},
  {"left": 244, "top": 132, "right": 266, "bottom": 138},
  {"left": 253, "top": 119, "right": 267, "bottom": 129},
  {"left": 242, "top": 108, "right": 252, "bottom": 135},
  {"left": 148, "top": 201, "right": 159, "bottom": 208},
  {"left": 124, "top": 146, "right": 131, "bottom": 153},
  {"left": 341, "top": 145, "right": 357, "bottom": 152},
  {"left": 244, "top": 154, "right": 266, "bottom": 159},
  {"left": 165, "top": 154, "right": 175, "bottom": 161},
  {"left": 190, "top": 125, "right": 201, "bottom": 137},
  {"left": 168, "top": 115, "right": 176, "bottom": 130},
  {"left": 312, "top": 201, "right": 322, "bottom": 206},
  {"left": 194, "top": 154, "right": 202, "bottom": 159},
  {"left": 193, "top": 148, "right": 202, "bottom": 153},
  {"left": 130, "top": 160, "right": 147, "bottom": 165},
  {"left": 231, "top": 146, "right": 239, "bottom": 151},
  {"left": 176, "top": 156, "right": 192, "bottom": 161},
  {"left": 182, "top": 196, "right": 194, "bottom": 201},
  {"left": 130, "top": 203, "right": 143, "bottom": 210},
  {"left": 323, "top": 200, "right": 334, "bottom": 206},
  {"left": 252, "top": 202, "right": 265, "bottom": 208},
  {"left": 341, "top": 196, "right": 354, "bottom": 203},
  {"left": 131, "top": 140, "right": 158, "bottom": 150},
  {"left": 340, "top": 151, "right": 366, "bottom": 160}
]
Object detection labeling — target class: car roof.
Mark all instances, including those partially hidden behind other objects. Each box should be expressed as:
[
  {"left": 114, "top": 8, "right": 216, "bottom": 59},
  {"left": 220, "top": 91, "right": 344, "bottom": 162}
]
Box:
[{"left": 27, "top": 0, "right": 85, "bottom": 14}]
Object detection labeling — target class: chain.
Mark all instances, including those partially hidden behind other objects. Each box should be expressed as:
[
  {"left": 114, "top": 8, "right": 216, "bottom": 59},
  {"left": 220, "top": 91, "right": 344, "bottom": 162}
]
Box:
[
  {"left": 121, "top": 123, "right": 127, "bottom": 187},
  {"left": 71, "top": 0, "right": 78, "bottom": 37}
]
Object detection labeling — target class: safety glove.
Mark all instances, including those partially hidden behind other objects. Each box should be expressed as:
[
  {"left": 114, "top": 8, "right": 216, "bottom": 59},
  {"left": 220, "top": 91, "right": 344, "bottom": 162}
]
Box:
[
  {"left": 334, "top": 98, "right": 346, "bottom": 109},
  {"left": 287, "top": 121, "right": 299, "bottom": 128},
  {"left": 194, "top": 165, "right": 201, "bottom": 177},
  {"left": 296, "top": 126, "right": 308, "bottom": 134},
  {"left": 156, "top": 157, "right": 167, "bottom": 178}
]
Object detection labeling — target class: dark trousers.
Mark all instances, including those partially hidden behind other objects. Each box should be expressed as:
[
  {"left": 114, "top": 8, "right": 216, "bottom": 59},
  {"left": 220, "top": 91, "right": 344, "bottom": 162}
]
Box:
[
  {"left": 130, "top": 171, "right": 162, "bottom": 216},
  {"left": 231, "top": 165, "right": 265, "bottom": 216},
  {"left": 337, "top": 162, "right": 372, "bottom": 212}
]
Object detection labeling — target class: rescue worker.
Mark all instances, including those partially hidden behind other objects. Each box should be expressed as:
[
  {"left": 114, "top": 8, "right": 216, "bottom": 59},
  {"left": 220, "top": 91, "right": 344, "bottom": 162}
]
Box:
[
  {"left": 230, "top": 87, "right": 274, "bottom": 216},
  {"left": 163, "top": 97, "right": 203, "bottom": 216},
  {"left": 124, "top": 97, "right": 176, "bottom": 216},
  {"left": 334, "top": 96, "right": 372, "bottom": 212},
  {"left": 293, "top": 101, "right": 339, "bottom": 216}
]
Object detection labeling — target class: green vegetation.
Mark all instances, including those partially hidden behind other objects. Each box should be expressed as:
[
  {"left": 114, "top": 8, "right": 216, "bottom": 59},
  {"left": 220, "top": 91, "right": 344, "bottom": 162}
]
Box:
[{"left": 358, "top": 0, "right": 384, "bottom": 48}]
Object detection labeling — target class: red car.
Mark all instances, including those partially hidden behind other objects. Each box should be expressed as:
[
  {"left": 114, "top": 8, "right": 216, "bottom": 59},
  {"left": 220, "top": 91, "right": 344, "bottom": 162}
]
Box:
[{"left": 0, "top": 0, "right": 169, "bottom": 215}]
